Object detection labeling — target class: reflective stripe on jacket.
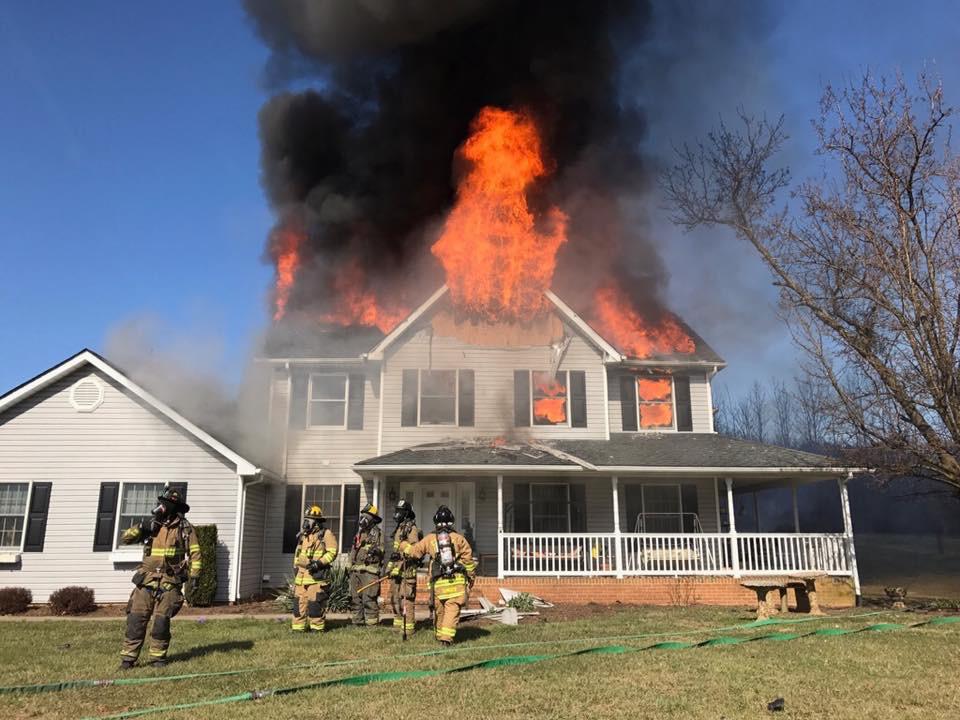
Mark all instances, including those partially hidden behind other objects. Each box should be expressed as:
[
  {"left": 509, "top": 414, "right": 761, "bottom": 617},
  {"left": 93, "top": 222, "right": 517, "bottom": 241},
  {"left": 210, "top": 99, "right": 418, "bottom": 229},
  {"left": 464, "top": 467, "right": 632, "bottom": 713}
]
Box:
[
  {"left": 402, "top": 531, "right": 476, "bottom": 593},
  {"left": 293, "top": 528, "right": 338, "bottom": 586},
  {"left": 121, "top": 516, "right": 201, "bottom": 587}
]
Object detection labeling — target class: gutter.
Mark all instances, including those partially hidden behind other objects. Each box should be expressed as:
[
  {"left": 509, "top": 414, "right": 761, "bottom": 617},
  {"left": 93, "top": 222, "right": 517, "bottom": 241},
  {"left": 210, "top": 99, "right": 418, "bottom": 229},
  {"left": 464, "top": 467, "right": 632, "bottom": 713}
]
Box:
[{"left": 353, "top": 464, "right": 584, "bottom": 475}]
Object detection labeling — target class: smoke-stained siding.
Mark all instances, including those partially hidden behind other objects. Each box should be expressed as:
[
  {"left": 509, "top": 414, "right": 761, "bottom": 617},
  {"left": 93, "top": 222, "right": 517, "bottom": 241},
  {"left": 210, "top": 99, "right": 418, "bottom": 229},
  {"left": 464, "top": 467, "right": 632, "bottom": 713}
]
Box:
[
  {"left": 607, "top": 370, "right": 713, "bottom": 433},
  {"left": 0, "top": 367, "right": 241, "bottom": 603},
  {"left": 238, "top": 482, "right": 266, "bottom": 598},
  {"left": 380, "top": 323, "right": 607, "bottom": 451}
]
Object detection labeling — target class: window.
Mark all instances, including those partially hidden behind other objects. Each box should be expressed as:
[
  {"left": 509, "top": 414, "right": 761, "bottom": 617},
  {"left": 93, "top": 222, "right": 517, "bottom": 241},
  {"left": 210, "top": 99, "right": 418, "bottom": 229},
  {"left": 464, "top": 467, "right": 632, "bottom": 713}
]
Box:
[
  {"left": 637, "top": 375, "right": 675, "bottom": 430},
  {"left": 282, "top": 483, "right": 360, "bottom": 554},
  {"left": 531, "top": 370, "right": 568, "bottom": 426},
  {"left": 0, "top": 483, "right": 29, "bottom": 549},
  {"left": 308, "top": 374, "right": 347, "bottom": 427},
  {"left": 531, "top": 484, "right": 570, "bottom": 532},
  {"left": 116, "top": 482, "right": 165, "bottom": 547},
  {"left": 419, "top": 370, "right": 456, "bottom": 425}
]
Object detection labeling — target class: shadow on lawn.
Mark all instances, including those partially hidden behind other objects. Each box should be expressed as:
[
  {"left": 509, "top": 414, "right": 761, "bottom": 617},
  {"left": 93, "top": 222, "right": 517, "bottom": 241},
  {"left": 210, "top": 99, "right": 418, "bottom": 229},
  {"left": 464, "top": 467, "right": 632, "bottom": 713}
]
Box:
[{"left": 168, "top": 640, "right": 255, "bottom": 662}]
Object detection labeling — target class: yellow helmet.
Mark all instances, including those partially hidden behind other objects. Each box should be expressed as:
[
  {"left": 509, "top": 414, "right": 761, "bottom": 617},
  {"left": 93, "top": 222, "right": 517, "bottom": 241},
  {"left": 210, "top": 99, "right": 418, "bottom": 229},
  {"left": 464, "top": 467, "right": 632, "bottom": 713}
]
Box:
[{"left": 304, "top": 505, "right": 325, "bottom": 521}]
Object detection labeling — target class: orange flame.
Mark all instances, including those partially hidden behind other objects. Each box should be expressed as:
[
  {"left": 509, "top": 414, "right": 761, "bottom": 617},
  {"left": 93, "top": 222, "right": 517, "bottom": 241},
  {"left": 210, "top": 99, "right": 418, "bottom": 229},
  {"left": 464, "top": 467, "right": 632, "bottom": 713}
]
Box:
[
  {"left": 638, "top": 377, "right": 672, "bottom": 402},
  {"left": 592, "top": 283, "right": 695, "bottom": 358},
  {"left": 532, "top": 371, "right": 567, "bottom": 424},
  {"left": 639, "top": 402, "right": 673, "bottom": 428},
  {"left": 272, "top": 226, "right": 303, "bottom": 321},
  {"left": 432, "top": 107, "right": 567, "bottom": 322},
  {"left": 638, "top": 376, "right": 673, "bottom": 429},
  {"left": 320, "top": 260, "right": 408, "bottom": 334}
]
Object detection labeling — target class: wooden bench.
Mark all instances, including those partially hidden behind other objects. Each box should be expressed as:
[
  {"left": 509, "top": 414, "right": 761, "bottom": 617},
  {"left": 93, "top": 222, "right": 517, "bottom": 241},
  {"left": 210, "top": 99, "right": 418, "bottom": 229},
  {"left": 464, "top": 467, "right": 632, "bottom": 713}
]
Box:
[{"left": 741, "top": 574, "right": 826, "bottom": 620}]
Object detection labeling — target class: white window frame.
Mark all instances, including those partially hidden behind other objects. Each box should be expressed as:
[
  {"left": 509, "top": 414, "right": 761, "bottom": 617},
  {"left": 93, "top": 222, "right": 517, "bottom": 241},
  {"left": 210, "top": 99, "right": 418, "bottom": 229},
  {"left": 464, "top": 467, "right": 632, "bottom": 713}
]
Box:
[
  {"left": 417, "top": 369, "right": 459, "bottom": 427},
  {"left": 634, "top": 375, "right": 678, "bottom": 433},
  {"left": 299, "top": 483, "right": 348, "bottom": 549},
  {"left": 529, "top": 370, "right": 571, "bottom": 428},
  {"left": 528, "top": 482, "right": 571, "bottom": 533},
  {"left": 307, "top": 373, "right": 349, "bottom": 429},
  {"left": 639, "top": 483, "right": 684, "bottom": 533},
  {"left": 113, "top": 481, "right": 166, "bottom": 551},
  {"left": 0, "top": 482, "right": 33, "bottom": 552}
]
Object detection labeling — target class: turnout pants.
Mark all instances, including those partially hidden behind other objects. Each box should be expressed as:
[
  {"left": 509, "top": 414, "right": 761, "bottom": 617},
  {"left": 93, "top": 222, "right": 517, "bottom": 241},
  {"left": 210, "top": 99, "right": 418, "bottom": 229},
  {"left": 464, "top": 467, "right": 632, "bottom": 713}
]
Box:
[
  {"left": 121, "top": 585, "right": 184, "bottom": 662},
  {"left": 432, "top": 575, "right": 468, "bottom": 643},
  {"left": 350, "top": 570, "right": 380, "bottom": 626},
  {"left": 292, "top": 582, "right": 329, "bottom": 632},
  {"left": 390, "top": 575, "right": 417, "bottom": 634}
]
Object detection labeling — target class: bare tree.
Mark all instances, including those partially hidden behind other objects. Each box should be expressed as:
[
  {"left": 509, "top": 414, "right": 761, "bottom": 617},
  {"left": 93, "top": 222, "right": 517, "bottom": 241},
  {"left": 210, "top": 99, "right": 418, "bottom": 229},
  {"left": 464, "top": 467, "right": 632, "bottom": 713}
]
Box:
[
  {"left": 770, "top": 377, "right": 792, "bottom": 448},
  {"left": 794, "top": 375, "right": 831, "bottom": 452},
  {"left": 664, "top": 73, "right": 960, "bottom": 491}
]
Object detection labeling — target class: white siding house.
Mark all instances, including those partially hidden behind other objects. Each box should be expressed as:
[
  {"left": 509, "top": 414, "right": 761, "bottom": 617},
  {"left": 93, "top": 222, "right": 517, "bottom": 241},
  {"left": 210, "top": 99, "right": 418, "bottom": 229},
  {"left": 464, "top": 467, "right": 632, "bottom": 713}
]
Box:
[{"left": 0, "top": 350, "right": 273, "bottom": 603}]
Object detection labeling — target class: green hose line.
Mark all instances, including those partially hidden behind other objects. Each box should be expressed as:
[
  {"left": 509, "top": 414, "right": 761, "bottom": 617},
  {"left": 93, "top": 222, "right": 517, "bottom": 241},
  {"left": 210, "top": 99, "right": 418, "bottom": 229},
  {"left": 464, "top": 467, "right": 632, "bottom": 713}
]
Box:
[{"left": 77, "top": 616, "right": 959, "bottom": 720}]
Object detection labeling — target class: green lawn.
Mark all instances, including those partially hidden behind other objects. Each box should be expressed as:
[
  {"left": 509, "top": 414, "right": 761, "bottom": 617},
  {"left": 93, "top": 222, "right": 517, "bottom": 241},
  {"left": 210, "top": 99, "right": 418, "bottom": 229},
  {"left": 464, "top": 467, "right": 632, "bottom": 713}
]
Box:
[{"left": 1, "top": 608, "right": 957, "bottom": 719}]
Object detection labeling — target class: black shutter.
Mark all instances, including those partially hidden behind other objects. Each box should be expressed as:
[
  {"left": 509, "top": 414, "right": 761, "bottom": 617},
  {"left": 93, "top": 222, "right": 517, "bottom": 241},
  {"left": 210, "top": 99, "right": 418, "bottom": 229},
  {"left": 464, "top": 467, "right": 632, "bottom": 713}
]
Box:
[
  {"left": 569, "top": 484, "right": 586, "bottom": 532},
  {"left": 347, "top": 373, "right": 365, "bottom": 430},
  {"left": 681, "top": 484, "right": 700, "bottom": 532},
  {"left": 458, "top": 370, "right": 475, "bottom": 427},
  {"left": 619, "top": 375, "right": 638, "bottom": 431},
  {"left": 23, "top": 483, "right": 52, "bottom": 552},
  {"left": 512, "top": 482, "right": 530, "bottom": 532},
  {"left": 93, "top": 482, "right": 120, "bottom": 551},
  {"left": 570, "top": 371, "right": 587, "bottom": 428},
  {"left": 675, "top": 376, "right": 693, "bottom": 432},
  {"left": 341, "top": 485, "right": 362, "bottom": 552},
  {"left": 513, "top": 370, "right": 530, "bottom": 427},
  {"left": 401, "top": 369, "right": 418, "bottom": 427},
  {"left": 282, "top": 484, "right": 302, "bottom": 554},
  {"left": 289, "top": 373, "right": 308, "bottom": 430}
]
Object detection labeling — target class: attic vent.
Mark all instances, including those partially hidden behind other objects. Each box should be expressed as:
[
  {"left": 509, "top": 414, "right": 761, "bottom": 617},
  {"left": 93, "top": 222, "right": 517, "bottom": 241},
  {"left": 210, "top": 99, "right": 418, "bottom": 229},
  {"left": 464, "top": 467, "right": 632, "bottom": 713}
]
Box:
[{"left": 70, "top": 377, "right": 104, "bottom": 412}]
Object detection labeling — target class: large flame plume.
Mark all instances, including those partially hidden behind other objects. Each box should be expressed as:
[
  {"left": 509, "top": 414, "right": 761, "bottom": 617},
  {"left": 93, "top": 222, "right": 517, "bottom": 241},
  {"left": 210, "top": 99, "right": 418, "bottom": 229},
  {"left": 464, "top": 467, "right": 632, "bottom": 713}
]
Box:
[
  {"left": 591, "top": 282, "right": 696, "bottom": 359},
  {"left": 431, "top": 107, "right": 567, "bottom": 323},
  {"left": 272, "top": 225, "right": 304, "bottom": 321},
  {"left": 319, "top": 260, "right": 409, "bottom": 334}
]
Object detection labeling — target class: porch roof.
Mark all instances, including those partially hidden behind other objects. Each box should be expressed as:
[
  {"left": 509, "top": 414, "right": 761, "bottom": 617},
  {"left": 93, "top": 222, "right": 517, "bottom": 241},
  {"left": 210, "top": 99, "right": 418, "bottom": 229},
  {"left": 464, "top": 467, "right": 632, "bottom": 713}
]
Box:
[{"left": 354, "top": 434, "right": 859, "bottom": 476}]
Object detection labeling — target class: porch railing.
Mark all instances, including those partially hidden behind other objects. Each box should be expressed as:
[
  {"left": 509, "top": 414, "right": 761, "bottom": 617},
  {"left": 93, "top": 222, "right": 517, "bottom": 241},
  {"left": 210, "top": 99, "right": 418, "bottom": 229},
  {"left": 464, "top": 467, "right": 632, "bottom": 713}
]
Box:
[{"left": 500, "top": 532, "right": 851, "bottom": 577}]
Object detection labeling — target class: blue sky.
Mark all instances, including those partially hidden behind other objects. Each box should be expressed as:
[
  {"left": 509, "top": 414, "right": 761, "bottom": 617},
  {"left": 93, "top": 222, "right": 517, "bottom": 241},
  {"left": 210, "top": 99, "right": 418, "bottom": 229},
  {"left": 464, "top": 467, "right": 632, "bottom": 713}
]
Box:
[{"left": 1, "top": 2, "right": 958, "bottom": 397}]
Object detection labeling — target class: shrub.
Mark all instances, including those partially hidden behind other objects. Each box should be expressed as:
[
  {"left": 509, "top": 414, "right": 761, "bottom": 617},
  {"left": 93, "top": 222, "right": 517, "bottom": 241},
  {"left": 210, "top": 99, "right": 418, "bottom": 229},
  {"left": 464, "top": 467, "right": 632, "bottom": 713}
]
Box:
[
  {"left": 272, "top": 559, "right": 352, "bottom": 614},
  {"left": 190, "top": 524, "right": 219, "bottom": 607},
  {"left": 0, "top": 587, "right": 32, "bottom": 615},
  {"left": 48, "top": 586, "right": 96, "bottom": 615},
  {"left": 506, "top": 592, "right": 536, "bottom": 612}
]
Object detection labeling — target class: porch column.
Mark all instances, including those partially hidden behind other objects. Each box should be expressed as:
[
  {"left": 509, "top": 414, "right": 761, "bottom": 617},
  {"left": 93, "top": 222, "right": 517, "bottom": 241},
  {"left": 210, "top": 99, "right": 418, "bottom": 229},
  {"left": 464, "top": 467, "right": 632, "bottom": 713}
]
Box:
[
  {"left": 725, "top": 477, "right": 741, "bottom": 578},
  {"left": 838, "top": 473, "right": 862, "bottom": 604},
  {"left": 792, "top": 482, "right": 801, "bottom": 532},
  {"left": 372, "top": 474, "right": 380, "bottom": 509},
  {"left": 496, "top": 475, "right": 504, "bottom": 580},
  {"left": 611, "top": 476, "right": 623, "bottom": 579}
]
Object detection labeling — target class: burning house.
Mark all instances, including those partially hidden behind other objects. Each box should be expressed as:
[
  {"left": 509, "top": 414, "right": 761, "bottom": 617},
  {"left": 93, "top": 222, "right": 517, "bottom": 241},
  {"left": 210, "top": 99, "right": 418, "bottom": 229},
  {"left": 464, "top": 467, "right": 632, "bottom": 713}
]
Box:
[{"left": 0, "top": 1, "right": 861, "bottom": 607}]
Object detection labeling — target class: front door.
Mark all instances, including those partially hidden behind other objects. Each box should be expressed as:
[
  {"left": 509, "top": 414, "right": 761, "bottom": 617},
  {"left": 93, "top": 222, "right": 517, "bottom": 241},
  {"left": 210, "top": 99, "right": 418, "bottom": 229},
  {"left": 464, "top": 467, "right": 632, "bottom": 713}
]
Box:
[{"left": 399, "top": 481, "right": 476, "bottom": 547}]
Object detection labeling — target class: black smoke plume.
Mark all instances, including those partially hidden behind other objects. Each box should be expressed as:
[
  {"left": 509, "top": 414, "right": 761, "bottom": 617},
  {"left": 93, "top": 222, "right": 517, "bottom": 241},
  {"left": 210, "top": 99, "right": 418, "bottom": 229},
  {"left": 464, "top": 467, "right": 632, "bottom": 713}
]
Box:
[{"left": 243, "top": 0, "right": 769, "bottom": 330}]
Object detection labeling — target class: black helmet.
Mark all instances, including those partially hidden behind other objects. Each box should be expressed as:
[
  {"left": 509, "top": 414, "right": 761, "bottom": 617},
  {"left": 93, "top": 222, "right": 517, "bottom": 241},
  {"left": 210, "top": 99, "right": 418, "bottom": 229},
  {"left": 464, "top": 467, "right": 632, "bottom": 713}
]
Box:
[
  {"left": 433, "top": 505, "right": 455, "bottom": 529},
  {"left": 155, "top": 488, "right": 189, "bottom": 515},
  {"left": 394, "top": 500, "right": 414, "bottom": 524}
]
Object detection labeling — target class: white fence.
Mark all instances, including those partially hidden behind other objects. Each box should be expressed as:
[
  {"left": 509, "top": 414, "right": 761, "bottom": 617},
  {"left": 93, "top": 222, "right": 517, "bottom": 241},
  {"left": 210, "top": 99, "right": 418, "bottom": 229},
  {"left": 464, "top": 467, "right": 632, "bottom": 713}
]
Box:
[{"left": 500, "top": 532, "right": 851, "bottom": 577}]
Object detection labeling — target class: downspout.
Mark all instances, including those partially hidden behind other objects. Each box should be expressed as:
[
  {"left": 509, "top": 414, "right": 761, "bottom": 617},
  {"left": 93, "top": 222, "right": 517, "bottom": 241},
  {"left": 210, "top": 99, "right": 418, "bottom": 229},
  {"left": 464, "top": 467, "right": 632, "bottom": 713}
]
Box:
[
  {"left": 706, "top": 365, "right": 718, "bottom": 433},
  {"left": 281, "top": 362, "right": 291, "bottom": 478}
]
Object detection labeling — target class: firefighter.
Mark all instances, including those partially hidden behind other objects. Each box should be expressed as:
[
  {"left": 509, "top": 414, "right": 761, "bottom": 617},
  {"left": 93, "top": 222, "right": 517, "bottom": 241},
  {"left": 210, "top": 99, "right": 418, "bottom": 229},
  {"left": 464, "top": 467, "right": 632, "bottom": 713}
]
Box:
[
  {"left": 386, "top": 500, "right": 421, "bottom": 635},
  {"left": 119, "top": 488, "right": 201, "bottom": 669},
  {"left": 401, "top": 505, "right": 476, "bottom": 645},
  {"left": 291, "top": 505, "right": 338, "bottom": 633},
  {"left": 348, "top": 503, "right": 384, "bottom": 626}
]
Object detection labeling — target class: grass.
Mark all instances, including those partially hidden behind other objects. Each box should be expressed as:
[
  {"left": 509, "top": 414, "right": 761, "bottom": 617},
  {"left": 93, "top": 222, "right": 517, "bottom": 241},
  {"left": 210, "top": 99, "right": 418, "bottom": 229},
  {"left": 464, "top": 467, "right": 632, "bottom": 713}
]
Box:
[
  {"left": 857, "top": 533, "right": 960, "bottom": 599},
  {"left": 0, "top": 608, "right": 957, "bottom": 719}
]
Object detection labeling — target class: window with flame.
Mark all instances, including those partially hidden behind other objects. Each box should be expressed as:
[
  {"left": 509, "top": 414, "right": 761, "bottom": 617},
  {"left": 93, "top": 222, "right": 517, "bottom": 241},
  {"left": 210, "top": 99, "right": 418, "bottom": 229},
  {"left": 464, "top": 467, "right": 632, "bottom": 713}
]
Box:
[
  {"left": 637, "top": 376, "right": 674, "bottom": 430},
  {"left": 531, "top": 371, "right": 568, "bottom": 426},
  {"left": 308, "top": 374, "right": 348, "bottom": 426}
]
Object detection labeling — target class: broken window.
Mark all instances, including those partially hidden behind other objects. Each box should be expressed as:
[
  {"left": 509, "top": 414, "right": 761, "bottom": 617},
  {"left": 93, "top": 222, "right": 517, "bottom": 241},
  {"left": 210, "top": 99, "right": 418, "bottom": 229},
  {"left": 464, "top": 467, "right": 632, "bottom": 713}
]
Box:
[
  {"left": 637, "top": 375, "right": 674, "bottom": 429},
  {"left": 531, "top": 370, "right": 568, "bottom": 426},
  {"left": 308, "top": 374, "right": 347, "bottom": 426},
  {"left": 419, "top": 370, "right": 457, "bottom": 425}
]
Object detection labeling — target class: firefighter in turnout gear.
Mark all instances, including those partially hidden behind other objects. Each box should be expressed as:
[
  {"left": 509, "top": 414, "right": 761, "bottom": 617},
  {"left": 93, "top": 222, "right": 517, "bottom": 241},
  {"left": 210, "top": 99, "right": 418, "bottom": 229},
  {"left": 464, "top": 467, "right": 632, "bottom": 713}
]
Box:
[
  {"left": 348, "top": 503, "right": 384, "bottom": 626},
  {"left": 119, "top": 488, "right": 201, "bottom": 669},
  {"left": 292, "top": 505, "right": 338, "bottom": 632},
  {"left": 386, "top": 500, "right": 421, "bottom": 636},
  {"left": 401, "top": 505, "right": 476, "bottom": 645}
]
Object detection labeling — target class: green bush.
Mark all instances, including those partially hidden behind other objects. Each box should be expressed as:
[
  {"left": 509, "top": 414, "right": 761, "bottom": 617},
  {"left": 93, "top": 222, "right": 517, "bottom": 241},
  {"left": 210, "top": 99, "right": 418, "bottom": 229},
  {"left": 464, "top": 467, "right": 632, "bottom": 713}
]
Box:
[
  {"left": 0, "top": 587, "right": 32, "bottom": 615},
  {"left": 48, "top": 586, "right": 96, "bottom": 615},
  {"left": 506, "top": 592, "right": 536, "bottom": 612},
  {"left": 190, "top": 524, "right": 218, "bottom": 606},
  {"left": 273, "top": 561, "right": 352, "bottom": 614}
]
